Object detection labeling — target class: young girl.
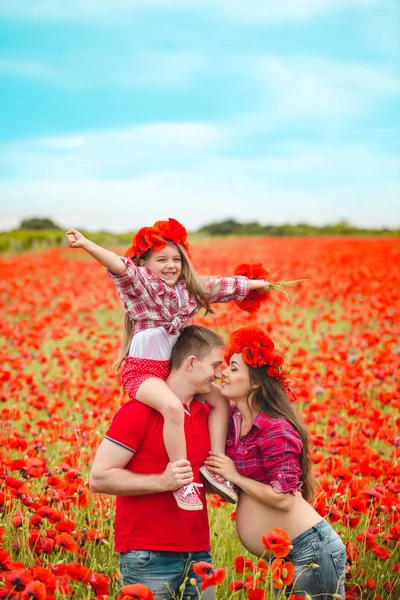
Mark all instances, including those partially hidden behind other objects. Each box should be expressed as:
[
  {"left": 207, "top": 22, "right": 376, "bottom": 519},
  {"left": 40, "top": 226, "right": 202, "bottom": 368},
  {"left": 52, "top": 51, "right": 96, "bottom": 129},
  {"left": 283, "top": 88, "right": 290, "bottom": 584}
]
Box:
[{"left": 66, "top": 218, "right": 270, "bottom": 511}]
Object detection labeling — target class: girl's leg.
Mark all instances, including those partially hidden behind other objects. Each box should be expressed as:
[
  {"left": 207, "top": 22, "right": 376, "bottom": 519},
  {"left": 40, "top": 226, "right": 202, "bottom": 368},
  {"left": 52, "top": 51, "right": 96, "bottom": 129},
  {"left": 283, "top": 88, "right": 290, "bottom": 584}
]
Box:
[
  {"left": 205, "top": 384, "right": 229, "bottom": 454},
  {"left": 136, "top": 377, "right": 186, "bottom": 462},
  {"left": 200, "top": 385, "right": 238, "bottom": 503},
  {"left": 136, "top": 378, "right": 203, "bottom": 511}
]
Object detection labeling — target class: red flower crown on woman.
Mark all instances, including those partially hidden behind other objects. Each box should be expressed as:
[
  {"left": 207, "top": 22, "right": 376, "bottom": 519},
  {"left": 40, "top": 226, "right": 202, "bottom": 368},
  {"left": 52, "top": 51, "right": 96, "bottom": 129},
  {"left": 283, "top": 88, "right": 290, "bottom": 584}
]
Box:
[
  {"left": 125, "top": 218, "right": 191, "bottom": 258},
  {"left": 225, "top": 326, "right": 295, "bottom": 399}
]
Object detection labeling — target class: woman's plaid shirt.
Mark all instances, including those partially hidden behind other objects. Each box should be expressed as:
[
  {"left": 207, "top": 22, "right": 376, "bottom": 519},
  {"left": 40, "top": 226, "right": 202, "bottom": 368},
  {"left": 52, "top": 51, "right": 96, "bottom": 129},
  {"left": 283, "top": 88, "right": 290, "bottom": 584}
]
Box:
[{"left": 226, "top": 403, "right": 303, "bottom": 495}]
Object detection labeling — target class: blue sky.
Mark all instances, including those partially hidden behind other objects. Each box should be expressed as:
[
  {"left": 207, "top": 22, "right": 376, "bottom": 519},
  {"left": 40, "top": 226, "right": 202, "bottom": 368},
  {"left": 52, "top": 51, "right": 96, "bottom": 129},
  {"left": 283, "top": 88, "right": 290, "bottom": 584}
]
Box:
[{"left": 1, "top": 0, "right": 399, "bottom": 232}]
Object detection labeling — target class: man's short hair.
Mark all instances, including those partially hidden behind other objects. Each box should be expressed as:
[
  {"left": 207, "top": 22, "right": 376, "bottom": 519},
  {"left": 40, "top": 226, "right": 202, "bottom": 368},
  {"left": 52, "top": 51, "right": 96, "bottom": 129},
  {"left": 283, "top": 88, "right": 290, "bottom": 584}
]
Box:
[{"left": 170, "top": 325, "right": 224, "bottom": 369}]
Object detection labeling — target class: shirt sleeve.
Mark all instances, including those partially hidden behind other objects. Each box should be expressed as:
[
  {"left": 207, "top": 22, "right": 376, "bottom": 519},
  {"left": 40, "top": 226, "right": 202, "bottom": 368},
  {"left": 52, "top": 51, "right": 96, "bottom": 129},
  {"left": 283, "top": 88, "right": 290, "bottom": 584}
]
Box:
[
  {"left": 258, "top": 419, "right": 303, "bottom": 495},
  {"left": 105, "top": 401, "right": 149, "bottom": 454},
  {"left": 203, "top": 276, "right": 250, "bottom": 303},
  {"left": 106, "top": 257, "right": 142, "bottom": 296}
]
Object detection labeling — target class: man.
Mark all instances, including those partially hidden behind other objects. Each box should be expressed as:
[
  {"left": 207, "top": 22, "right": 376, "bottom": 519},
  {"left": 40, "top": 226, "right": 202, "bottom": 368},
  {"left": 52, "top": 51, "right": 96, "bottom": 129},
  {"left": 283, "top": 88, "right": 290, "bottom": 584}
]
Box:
[{"left": 89, "top": 325, "right": 225, "bottom": 599}]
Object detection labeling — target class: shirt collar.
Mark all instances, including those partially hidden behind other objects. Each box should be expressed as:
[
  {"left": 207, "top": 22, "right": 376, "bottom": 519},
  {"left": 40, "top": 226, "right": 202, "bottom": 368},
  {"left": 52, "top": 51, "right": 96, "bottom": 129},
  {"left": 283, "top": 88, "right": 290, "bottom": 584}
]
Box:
[
  {"left": 235, "top": 407, "right": 270, "bottom": 431},
  {"left": 183, "top": 396, "right": 208, "bottom": 417}
]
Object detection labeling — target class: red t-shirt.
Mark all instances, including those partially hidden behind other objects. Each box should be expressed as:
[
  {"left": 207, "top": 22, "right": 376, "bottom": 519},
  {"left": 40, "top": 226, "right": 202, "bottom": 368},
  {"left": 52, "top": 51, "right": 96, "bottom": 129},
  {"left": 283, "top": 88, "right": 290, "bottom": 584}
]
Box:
[{"left": 105, "top": 398, "right": 211, "bottom": 552}]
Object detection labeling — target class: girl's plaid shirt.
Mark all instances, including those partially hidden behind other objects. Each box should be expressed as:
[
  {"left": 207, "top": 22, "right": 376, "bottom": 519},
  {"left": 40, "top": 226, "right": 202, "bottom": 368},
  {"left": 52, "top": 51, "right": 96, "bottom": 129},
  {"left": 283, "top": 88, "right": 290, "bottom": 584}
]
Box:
[{"left": 107, "top": 257, "right": 249, "bottom": 336}]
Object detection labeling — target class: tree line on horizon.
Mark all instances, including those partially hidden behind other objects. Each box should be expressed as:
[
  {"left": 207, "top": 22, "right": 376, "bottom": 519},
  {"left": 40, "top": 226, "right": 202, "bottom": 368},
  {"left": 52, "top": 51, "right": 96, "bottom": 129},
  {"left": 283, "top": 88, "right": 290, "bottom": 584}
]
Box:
[{"left": 0, "top": 216, "right": 398, "bottom": 253}]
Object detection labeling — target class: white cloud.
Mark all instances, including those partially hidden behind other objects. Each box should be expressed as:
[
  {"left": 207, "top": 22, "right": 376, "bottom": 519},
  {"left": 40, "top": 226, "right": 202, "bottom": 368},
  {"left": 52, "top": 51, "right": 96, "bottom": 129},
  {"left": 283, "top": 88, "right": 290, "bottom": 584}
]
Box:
[
  {"left": 0, "top": 58, "right": 61, "bottom": 80},
  {"left": 0, "top": 0, "right": 379, "bottom": 23},
  {"left": 255, "top": 55, "right": 400, "bottom": 119},
  {"left": 1, "top": 140, "right": 399, "bottom": 232},
  {"left": 0, "top": 122, "right": 225, "bottom": 179},
  {"left": 1, "top": 174, "right": 399, "bottom": 232},
  {"left": 0, "top": 50, "right": 206, "bottom": 89}
]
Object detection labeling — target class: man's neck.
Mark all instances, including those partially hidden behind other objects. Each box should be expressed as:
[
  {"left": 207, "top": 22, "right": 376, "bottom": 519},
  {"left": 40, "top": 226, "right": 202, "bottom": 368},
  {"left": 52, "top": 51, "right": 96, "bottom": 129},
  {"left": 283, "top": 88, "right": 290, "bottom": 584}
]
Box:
[{"left": 166, "top": 371, "right": 196, "bottom": 406}]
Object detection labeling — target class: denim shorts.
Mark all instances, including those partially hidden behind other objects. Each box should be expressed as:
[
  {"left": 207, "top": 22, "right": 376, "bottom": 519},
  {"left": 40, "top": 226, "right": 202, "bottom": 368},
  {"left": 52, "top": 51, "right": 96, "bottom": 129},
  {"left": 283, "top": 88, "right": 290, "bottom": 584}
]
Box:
[
  {"left": 283, "top": 519, "right": 346, "bottom": 599},
  {"left": 120, "top": 549, "right": 215, "bottom": 600}
]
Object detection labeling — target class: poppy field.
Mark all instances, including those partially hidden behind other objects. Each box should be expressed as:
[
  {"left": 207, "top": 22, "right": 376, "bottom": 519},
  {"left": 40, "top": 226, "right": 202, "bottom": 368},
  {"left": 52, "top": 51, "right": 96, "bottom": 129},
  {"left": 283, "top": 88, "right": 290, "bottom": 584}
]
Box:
[{"left": 1, "top": 236, "right": 399, "bottom": 599}]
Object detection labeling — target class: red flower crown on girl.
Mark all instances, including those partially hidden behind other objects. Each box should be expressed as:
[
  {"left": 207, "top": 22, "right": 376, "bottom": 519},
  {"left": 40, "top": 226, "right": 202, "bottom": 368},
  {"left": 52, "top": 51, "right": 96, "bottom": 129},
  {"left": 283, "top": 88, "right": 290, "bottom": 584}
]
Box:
[
  {"left": 125, "top": 218, "right": 191, "bottom": 258},
  {"left": 225, "top": 326, "right": 295, "bottom": 400}
]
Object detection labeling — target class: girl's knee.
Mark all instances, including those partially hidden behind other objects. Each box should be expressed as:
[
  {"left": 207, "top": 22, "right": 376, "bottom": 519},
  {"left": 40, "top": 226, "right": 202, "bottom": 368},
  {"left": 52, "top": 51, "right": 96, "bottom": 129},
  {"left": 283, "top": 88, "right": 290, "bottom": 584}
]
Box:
[{"left": 161, "top": 399, "right": 184, "bottom": 423}]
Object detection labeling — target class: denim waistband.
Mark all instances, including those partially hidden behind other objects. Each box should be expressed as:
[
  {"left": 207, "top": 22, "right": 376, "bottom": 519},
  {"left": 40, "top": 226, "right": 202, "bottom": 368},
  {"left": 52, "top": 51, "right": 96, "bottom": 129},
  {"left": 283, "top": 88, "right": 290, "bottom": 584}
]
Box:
[
  {"left": 135, "top": 550, "right": 210, "bottom": 558},
  {"left": 291, "top": 519, "right": 332, "bottom": 547}
]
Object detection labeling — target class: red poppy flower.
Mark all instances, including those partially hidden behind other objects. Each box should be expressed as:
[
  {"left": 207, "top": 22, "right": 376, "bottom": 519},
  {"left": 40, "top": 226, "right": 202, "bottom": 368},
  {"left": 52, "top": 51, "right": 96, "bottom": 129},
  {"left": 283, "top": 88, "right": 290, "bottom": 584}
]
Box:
[
  {"left": 5, "top": 568, "right": 31, "bottom": 590},
  {"left": 88, "top": 572, "right": 111, "bottom": 596},
  {"left": 0, "top": 549, "right": 13, "bottom": 571},
  {"left": 229, "top": 580, "right": 244, "bottom": 591},
  {"left": 192, "top": 562, "right": 215, "bottom": 576},
  {"left": 373, "top": 545, "right": 390, "bottom": 560},
  {"left": 261, "top": 529, "right": 293, "bottom": 559},
  {"left": 119, "top": 583, "right": 154, "bottom": 600},
  {"left": 248, "top": 590, "right": 266, "bottom": 600},
  {"left": 271, "top": 559, "right": 295, "bottom": 588},
  {"left": 192, "top": 562, "right": 226, "bottom": 590},
  {"left": 127, "top": 218, "right": 190, "bottom": 258},
  {"left": 233, "top": 555, "right": 253, "bottom": 574},
  {"left": 55, "top": 532, "right": 78, "bottom": 553},
  {"left": 65, "top": 562, "right": 93, "bottom": 583},
  {"left": 366, "top": 577, "right": 377, "bottom": 590},
  {"left": 233, "top": 263, "right": 270, "bottom": 313},
  {"left": 21, "top": 580, "right": 47, "bottom": 600}
]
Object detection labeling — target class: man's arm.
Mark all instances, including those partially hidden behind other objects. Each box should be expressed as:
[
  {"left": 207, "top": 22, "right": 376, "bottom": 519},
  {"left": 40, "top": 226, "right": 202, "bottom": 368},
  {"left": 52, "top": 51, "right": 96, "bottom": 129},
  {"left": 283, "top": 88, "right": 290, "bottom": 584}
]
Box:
[
  {"left": 89, "top": 439, "right": 194, "bottom": 496},
  {"left": 66, "top": 229, "right": 127, "bottom": 275}
]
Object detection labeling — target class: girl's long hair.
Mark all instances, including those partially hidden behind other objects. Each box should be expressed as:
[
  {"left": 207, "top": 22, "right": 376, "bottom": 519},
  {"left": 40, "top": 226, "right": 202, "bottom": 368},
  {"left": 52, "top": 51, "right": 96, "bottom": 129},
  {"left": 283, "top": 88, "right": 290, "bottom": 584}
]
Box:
[
  {"left": 248, "top": 367, "right": 316, "bottom": 502},
  {"left": 114, "top": 241, "right": 215, "bottom": 371}
]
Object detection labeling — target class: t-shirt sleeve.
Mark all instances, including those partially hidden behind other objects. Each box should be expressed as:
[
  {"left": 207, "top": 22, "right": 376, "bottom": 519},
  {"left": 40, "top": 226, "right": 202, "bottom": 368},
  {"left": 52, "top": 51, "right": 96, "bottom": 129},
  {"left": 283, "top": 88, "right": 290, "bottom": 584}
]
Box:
[
  {"left": 258, "top": 419, "right": 303, "bottom": 495},
  {"left": 203, "top": 276, "right": 249, "bottom": 303},
  {"left": 105, "top": 401, "right": 148, "bottom": 454}
]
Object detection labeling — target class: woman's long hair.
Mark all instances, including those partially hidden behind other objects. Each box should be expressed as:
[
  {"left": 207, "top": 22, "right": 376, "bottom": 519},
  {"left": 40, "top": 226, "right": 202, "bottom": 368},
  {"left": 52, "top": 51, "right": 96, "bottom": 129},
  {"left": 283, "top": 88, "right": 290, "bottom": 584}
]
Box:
[
  {"left": 114, "top": 241, "right": 215, "bottom": 371},
  {"left": 248, "top": 367, "right": 316, "bottom": 502}
]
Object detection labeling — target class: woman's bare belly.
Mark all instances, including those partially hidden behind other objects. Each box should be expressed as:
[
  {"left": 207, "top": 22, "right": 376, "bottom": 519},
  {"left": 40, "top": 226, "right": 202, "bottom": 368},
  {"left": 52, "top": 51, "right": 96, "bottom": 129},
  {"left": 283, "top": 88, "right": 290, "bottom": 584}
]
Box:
[{"left": 236, "top": 491, "right": 323, "bottom": 557}]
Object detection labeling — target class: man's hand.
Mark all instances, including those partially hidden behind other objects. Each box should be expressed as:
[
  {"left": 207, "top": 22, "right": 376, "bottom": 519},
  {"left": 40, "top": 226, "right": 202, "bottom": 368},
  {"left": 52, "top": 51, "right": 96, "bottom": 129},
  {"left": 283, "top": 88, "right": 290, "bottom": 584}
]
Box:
[
  {"left": 160, "top": 460, "right": 194, "bottom": 491},
  {"left": 66, "top": 229, "right": 88, "bottom": 249}
]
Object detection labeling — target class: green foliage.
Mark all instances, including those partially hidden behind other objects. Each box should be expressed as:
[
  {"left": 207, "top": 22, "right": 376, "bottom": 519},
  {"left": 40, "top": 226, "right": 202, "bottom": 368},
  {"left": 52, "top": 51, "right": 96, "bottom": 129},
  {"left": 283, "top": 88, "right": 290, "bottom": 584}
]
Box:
[
  {"left": 19, "top": 216, "right": 61, "bottom": 230},
  {"left": 0, "top": 229, "right": 133, "bottom": 254},
  {"left": 1, "top": 218, "right": 398, "bottom": 254},
  {"left": 198, "top": 218, "right": 400, "bottom": 237}
]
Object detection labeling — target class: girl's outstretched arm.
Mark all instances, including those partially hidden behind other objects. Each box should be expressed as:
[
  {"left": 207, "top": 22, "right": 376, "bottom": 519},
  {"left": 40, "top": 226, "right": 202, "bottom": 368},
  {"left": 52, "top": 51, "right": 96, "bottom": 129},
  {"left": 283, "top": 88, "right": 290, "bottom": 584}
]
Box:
[
  {"left": 248, "top": 279, "right": 270, "bottom": 294},
  {"left": 66, "top": 229, "right": 127, "bottom": 275}
]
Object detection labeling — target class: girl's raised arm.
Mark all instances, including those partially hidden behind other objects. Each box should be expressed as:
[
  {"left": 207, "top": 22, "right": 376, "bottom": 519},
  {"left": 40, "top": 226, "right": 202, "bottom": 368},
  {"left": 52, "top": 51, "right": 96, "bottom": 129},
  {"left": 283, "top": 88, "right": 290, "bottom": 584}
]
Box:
[{"left": 66, "top": 229, "right": 127, "bottom": 275}]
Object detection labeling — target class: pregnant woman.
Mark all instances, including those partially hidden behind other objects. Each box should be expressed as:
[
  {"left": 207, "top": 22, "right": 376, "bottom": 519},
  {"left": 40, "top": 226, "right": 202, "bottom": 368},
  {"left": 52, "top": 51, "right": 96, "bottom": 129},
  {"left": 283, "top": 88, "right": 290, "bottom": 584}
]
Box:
[{"left": 206, "top": 326, "right": 346, "bottom": 598}]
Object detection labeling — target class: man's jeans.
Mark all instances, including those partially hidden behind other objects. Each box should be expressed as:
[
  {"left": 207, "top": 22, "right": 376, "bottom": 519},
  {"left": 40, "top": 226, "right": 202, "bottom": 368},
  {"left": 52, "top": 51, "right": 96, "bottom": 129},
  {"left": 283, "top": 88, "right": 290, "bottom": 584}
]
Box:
[{"left": 120, "top": 549, "right": 215, "bottom": 600}]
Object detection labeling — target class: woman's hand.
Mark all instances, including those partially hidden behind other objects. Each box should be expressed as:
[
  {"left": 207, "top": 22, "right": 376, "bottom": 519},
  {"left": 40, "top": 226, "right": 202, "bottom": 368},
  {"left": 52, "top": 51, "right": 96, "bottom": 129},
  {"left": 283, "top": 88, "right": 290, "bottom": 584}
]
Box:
[
  {"left": 66, "top": 229, "right": 88, "bottom": 249},
  {"left": 205, "top": 452, "right": 241, "bottom": 485}
]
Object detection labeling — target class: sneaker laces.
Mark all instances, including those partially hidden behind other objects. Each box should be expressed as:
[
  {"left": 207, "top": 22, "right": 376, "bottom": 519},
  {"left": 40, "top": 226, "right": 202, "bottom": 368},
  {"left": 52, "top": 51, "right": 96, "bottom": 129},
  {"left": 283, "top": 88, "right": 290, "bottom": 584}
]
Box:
[{"left": 183, "top": 482, "right": 203, "bottom": 497}]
